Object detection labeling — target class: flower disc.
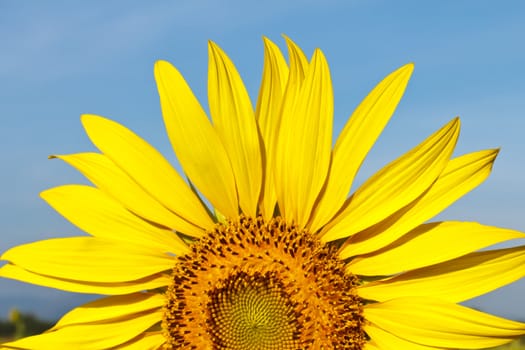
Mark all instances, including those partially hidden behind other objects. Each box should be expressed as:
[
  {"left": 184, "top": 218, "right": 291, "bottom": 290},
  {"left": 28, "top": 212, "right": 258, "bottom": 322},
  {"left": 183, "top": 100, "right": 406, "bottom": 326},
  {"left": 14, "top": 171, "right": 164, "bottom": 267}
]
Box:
[
  {"left": 207, "top": 271, "right": 299, "bottom": 349},
  {"left": 163, "top": 216, "right": 366, "bottom": 349}
]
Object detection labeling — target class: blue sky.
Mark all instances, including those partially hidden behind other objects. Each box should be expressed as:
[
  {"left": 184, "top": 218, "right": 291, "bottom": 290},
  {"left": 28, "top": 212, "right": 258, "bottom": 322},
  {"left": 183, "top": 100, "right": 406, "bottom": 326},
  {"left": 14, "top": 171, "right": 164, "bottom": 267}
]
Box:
[{"left": 0, "top": 1, "right": 524, "bottom": 321}]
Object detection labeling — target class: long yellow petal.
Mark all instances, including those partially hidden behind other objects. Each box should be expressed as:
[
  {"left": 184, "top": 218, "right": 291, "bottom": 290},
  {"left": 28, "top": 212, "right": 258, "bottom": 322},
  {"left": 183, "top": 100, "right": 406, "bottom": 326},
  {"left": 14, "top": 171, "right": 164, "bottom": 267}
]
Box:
[
  {"left": 1, "top": 309, "right": 162, "bottom": 350},
  {"left": 53, "top": 153, "right": 204, "bottom": 238},
  {"left": 339, "top": 149, "right": 498, "bottom": 258},
  {"left": 0, "top": 264, "right": 170, "bottom": 295},
  {"left": 276, "top": 48, "right": 333, "bottom": 227},
  {"left": 154, "top": 60, "right": 239, "bottom": 219},
  {"left": 81, "top": 114, "right": 213, "bottom": 230},
  {"left": 365, "top": 297, "right": 525, "bottom": 349},
  {"left": 362, "top": 342, "right": 381, "bottom": 350},
  {"left": 363, "top": 342, "right": 381, "bottom": 350},
  {"left": 41, "top": 185, "right": 189, "bottom": 254},
  {"left": 309, "top": 64, "right": 414, "bottom": 232},
  {"left": 208, "top": 41, "right": 262, "bottom": 217},
  {"left": 322, "top": 118, "right": 460, "bottom": 242},
  {"left": 255, "top": 37, "right": 289, "bottom": 220},
  {"left": 52, "top": 293, "right": 165, "bottom": 330},
  {"left": 365, "top": 323, "right": 447, "bottom": 350},
  {"left": 358, "top": 245, "right": 525, "bottom": 303},
  {"left": 116, "top": 332, "right": 165, "bottom": 350},
  {"left": 274, "top": 37, "right": 308, "bottom": 222},
  {"left": 1, "top": 237, "right": 175, "bottom": 283},
  {"left": 348, "top": 221, "right": 524, "bottom": 275}
]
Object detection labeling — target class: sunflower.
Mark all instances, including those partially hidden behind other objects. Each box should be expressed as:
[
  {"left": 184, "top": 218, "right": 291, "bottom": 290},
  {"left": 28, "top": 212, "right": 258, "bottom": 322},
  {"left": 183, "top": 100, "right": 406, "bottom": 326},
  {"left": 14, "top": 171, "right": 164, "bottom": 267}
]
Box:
[{"left": 1, "top": 37, "right": 525, "bottom": 350}]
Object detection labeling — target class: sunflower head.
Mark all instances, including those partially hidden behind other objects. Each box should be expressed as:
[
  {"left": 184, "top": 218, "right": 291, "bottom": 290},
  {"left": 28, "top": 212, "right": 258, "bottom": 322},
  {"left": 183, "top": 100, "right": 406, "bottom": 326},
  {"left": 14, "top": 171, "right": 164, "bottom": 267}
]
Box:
[
  {"left": 163, "top": 215, "right": 365, "bottom": 349},
  {"left": 1, "top": 36, "right": 524, "bottom": 350}
]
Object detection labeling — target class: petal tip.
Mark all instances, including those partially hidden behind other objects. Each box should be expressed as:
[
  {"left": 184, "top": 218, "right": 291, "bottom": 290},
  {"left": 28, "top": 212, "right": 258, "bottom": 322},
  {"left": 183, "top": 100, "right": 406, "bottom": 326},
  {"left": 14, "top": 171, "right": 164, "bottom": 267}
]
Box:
[
  {"left": 262, "top": 36, "right": 278, "bottom": 49},
  {"left": 208, "top": 40, "right": 220, "bottom": 52},
  {"left": 154, "top": 60, "right": 170, "bottom": 73},
  {"left": 39, "top": 188, "right": 53, "bottom": 201},
  {"left": 395, "top": 63, "right": 415, "bottom": 79},
  {"left": 80, "top": 114, "right": 105, "bottom": 129}
]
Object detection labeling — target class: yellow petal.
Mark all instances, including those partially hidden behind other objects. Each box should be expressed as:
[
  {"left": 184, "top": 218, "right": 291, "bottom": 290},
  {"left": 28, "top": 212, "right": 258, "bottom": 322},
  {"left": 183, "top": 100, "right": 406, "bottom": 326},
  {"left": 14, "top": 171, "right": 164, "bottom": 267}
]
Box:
[
  {"left": 116, "top": 332, "right": 165, "bottom": 350},
  {"left": 154, "top": 60, "right": 239, "bottom": 219},
  {"left": 363, "top": 342, "right": 381, "bottom": 350},
  {"left": 255, "top": 37, "right": 289, "bottom": 221},
  {"left": 340, "top": 149, "right": 498, "bottom": 258},
  {"left": 81, "top": 114, "right": 213, "bottom": 230},
  {"left": 282, "top": 35, "right": 309, "bottom": 81},
  {"left": 276, "top": 48, "right": 333, "bottom": 227},
  {"left": 1, "top": 237, "right": 175, "bottom": 283},
  {"left": 365, "top": 297, "right": 525, "bottom": 349},
  {"left": 41, "top": 185, "right": 189, "bottom": 254},
  {"left": 273, "top": 37, "right": 308, "bottom": 222},
  {"left": 309, "top": 64, "right": 414, "bottom": 232},
  {"left": 358, "top": 245, "right": 525, "bottom": 303},
  {"left": 1, "top": 309, "right": 162, "bottom": 350},
  {"left": 348, "top": 221, "right": 524, "bottom": 275},
  {"left": 365, "top": 323, "right": 447, "bottom": 350},
  {"left": 52, "top": 293, "right": 165, "bottom": 330},
  {"left": 0, "top": 264, "right": 169, "bottom": 295},
  {"left": 363, "top": 341, "right": 378, "bottom": 350},
  {"left": 208, "top": 41, "right": 262, "bottom": 217},
  {"left": 53, "top": 152, "right": 204, "bottom": 238},
  {"left": 322, "top": 118, "right": 460, "bottom": 242}
]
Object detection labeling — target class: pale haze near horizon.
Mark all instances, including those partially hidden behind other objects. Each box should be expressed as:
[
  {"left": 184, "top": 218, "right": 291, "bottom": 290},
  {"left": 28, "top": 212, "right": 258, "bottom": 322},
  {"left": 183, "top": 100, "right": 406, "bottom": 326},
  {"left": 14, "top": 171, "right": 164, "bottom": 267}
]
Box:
[{"left": 0, "top": 0, "right": 524, "bottom": 322}]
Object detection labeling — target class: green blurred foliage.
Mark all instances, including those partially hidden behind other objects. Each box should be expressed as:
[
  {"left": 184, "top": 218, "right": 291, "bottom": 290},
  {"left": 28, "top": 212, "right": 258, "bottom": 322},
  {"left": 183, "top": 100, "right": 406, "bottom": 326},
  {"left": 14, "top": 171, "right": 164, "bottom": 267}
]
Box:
[
  {"left": 0, "top": 308, "right": 53, "bottom": 342},
  {"left": 489, "top": 337, "right": 525, "bottom": 350}
]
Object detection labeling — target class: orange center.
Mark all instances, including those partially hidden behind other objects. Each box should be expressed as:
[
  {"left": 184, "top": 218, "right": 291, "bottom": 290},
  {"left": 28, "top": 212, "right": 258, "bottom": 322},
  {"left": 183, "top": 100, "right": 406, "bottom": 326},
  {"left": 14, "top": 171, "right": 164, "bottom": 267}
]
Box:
[{"left": 163, "top": 216, "right": 365, "bottom": 349}]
